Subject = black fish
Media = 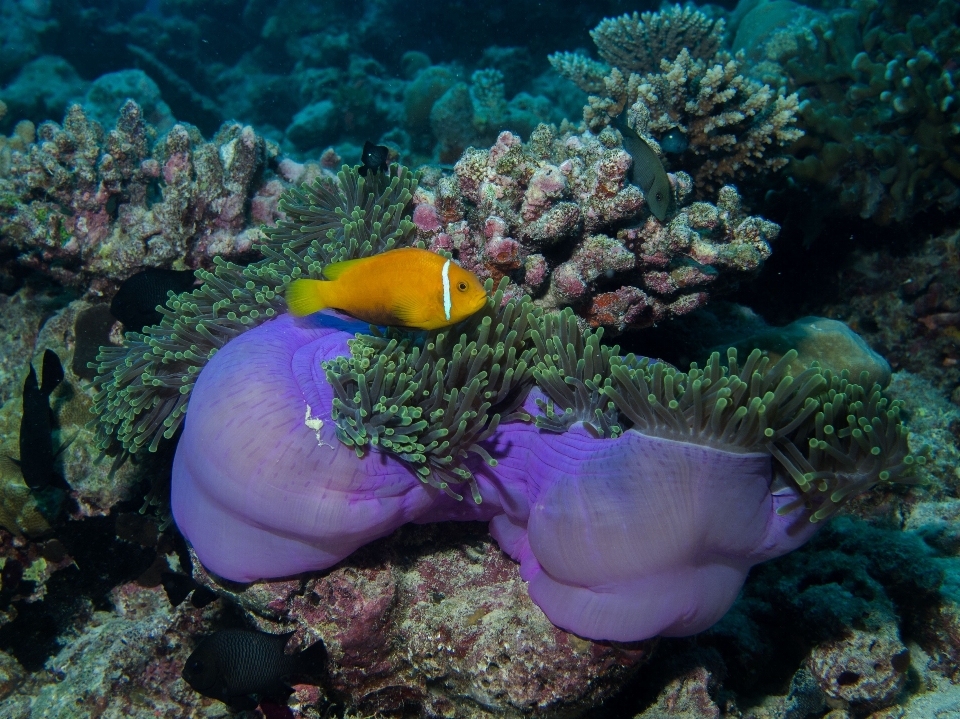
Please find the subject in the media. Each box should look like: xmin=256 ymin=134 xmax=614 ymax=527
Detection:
xmin=110 ymin=268 xmax=197 ymax=333
xmin=15 ymin=350 xmax=64 ymax=490
xmin=182 ymin=628 xmax=326 ymax=710
xmin=160 ymin=571 xmax=217 ymax=609
xmin=358 ymin=140 xmax=390 ymax=176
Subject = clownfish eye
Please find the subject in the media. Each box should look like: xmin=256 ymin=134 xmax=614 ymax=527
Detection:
xmin=458 ymin=282 xmax=468 ymax=291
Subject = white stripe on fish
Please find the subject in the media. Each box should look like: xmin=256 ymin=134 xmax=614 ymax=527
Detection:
xmin=441 ymin=259 xmax=452 ymax=321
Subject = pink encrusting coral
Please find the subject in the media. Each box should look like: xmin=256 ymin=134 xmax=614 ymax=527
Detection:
xmin=412 ymin=125 xmax=779 ymax=333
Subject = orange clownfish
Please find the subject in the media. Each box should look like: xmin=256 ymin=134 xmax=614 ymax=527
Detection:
xmin=285 ymin=247 xmax=488 ymax=330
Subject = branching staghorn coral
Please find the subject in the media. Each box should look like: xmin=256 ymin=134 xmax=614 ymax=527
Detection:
xmin=608 ymin=56 xmax=803 ymax=194
xmin=322 ymin=279 xmax=539 ymax=502
xmin=532 ymin=307 xmax=923 ymax=522
xmin=546 ymin=53 xmax=610 ymax=96
xmin=549 ymin=4 xmax=723 ymax=96
xmin=550 ymin=5 xmax=801 ymax=194
xmin=89 ymin=164 xmax=419 ymax=456
xmin=589 ymin=5 xmax=724 ymax=77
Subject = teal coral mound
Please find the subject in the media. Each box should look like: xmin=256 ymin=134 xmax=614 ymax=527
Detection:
xmin=531 ymin=308 xmax=922 ymax=522
xmin=89 ymin=163 xmax=419 ymax=455
xmin=321 ymin=279 xmax=539 ymax=503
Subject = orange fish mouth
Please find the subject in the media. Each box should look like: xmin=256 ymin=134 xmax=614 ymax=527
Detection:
xmin=471 ymin=293 xmax=490 ymax=314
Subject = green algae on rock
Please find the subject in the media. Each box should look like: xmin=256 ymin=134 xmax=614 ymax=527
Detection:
xmin=89 ymin=164 xmax=419 ymax=456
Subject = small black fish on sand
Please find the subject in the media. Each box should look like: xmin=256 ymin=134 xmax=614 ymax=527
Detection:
xmin=160 ymin=570 xmax=217 ymax=609
xmin=358 ymin=140 xmax=390 ymax=176
xmin=15 ymin=350 xmax=64 ymax=491
xmin=182 ymin=628 xmax=326 ymax=710
xmin=110 ymin=268 xmax=197 ymax=333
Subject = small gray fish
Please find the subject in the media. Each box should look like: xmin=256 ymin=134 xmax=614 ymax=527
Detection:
xmin=617 ymin=117 xmax=671 ymax=221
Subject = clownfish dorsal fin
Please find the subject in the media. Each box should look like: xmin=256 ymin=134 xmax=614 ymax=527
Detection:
xmin=322 ymin=257 xmax=366 ymax=281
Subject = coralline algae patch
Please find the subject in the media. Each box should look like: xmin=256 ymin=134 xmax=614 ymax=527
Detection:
xmin=192 ymin=522 xmax=652 ymax=719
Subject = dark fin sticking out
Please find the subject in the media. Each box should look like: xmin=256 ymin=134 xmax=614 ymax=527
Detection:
xmin=191 ymin=585 xmax=218 ymax=608
xmin=15 ymin=350 xmax=65 ymax=491
xmin=111 ymin=269 xmax=198 ymax=333
xmin=160 ymin=571 xmax=196 ymax=607
xmin=358 ymin=140 xmax=390 ymax=176
xmin=40 ymin=350 xmax=64 ymax=398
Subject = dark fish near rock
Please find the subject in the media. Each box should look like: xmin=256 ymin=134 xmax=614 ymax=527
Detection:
xmin=160 ymin=570 xmax=217 ymax=609
xmin=617 ymin=116 xmax=671 ymax=221
xmin=15 ymin=350 xmax=64 ymax=490
xmin=182 ymin=628 xmax=326 ymax=710
xmin=358 ymin=140 xmax=390 ymax=176
xmin=111 ymin=268 xmax=197 ymax=333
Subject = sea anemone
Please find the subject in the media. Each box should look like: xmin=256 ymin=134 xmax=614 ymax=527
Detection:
xmin=486 ymin=309 xmax=920 ymax=640
xmin=94 ymin=161 xmax=918 ymax=641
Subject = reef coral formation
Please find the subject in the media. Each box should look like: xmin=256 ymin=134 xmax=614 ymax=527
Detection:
xmin=733 ymin=0 xmax=960 ymax=223
xmin=0 ymin=100 xmax=277 ymax=289
xmin=0 ymin=0 xmax=959 ymax=716
xmin=414 ymin=127 xmax=779 ymax=333
xmin=145 ymin=162 xmax=917 ymax=649
xmin=551 ymin=5 xmax=804 ymax=194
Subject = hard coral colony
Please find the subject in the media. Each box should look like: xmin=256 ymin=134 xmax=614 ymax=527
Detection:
xmin=90 ymin=161 xmax=919 ymax=643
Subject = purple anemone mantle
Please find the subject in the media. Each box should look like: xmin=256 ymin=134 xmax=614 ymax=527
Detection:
xmin=172 ymin=313 xmax=819 ymax=642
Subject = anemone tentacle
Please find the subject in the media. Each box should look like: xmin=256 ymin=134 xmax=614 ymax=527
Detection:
xmin=321 ymin=278 xmax=541 ymax=502
xmin=89 ymin=165 xmax=419 ymax=456
xmin=529 ymin=310 xmax=921 ymax=522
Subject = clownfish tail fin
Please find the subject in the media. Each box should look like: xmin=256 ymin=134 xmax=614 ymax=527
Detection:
xmin=285 ymin=279 xmax=329 ymax=317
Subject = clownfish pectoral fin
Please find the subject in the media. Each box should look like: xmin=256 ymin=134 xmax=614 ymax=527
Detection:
xmin=322 ymin=258 xmax=365 ymax=281
xmin=392 ymin=289 xmax=424 ymax=328
xmin=285 ymin=279 xmax=329 ymax=317
xmin=393 ymin=303 xmax=419 ymax=328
